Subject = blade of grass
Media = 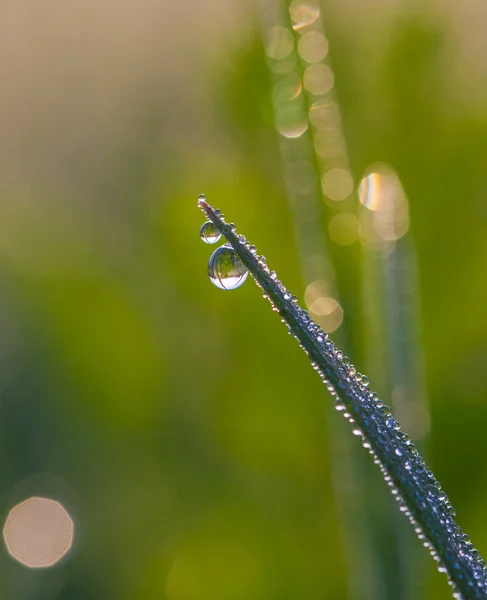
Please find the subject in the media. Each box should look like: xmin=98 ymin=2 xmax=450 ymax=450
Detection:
xmin=197 ymin=196 xmax=487 ymax=600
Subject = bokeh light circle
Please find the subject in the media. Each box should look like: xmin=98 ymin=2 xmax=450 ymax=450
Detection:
xmin=3 ymin=497 xmax=74 ymax=568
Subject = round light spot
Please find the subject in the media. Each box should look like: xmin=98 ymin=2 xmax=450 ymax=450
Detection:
xmin=328 ymin=212 xmax=360 ymax=245
xmin=303 ymin=63 xmax=334 ymax=96
xmin=309 ymin=99 xmax=340 ymax=128
xmin=275 ymin=101 xmax=308 ymax=139
xmin=309 ymin=297 xmax=343 ymax=332
xmin=3 ymin=497 xmax=74 ymax=568
xmin=266 ymin=27 xmax=294 ymax=60
xmin=304 ymin=281 xmax=343 ymax=333
xmin=289 ymin=1 xmax=320 ymax=31
xmin=298 ymin=32 xmax=328 ymax=63
xmin=305 ymin=279 xmax=330 ymax=306
xmin=322 ymin=168 xmax=354 ymax=201
xmin=358 ymin=167 xmax=409 ymax=241
xmin=309 ymin=296 xmax=339 ymax=316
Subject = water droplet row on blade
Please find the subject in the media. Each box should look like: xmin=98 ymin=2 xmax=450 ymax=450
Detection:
xmin=197 ymin=195 xmax=487 ymax=596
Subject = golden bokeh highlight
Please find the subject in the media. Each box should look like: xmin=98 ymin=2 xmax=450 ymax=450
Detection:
xmin=3 ymin=497 xmax=74 ymax=568
xmin=321 ymin=168 xmax=354 ymax=201
xmin=262 ymin=0 xmax=347 ymax=334
xmin=305 ymin=280 xmax=344 ymax=333
xmin=328 ymin=213 xmax=360 ymax=245
xmin=358 ymin=172 xmax=382 ymax=211
xmin=298 ymin=31 xmax=328 ymax=63
xmin=305 ymin=279 xmax=330 ymax=309
xmin=265 ymin=26 xmax=294 ymax=60
xmin=275 ymin=101 xmax=308 ymax=138
xmin=289 ymin=1 xmax=320 ymax=31
xmin=309 ymin=100 xmax=341 ymax=128
xmin=358 ymin=166 xmax=409 ymax=249
xmin=303 ymin=63 xmax=334 ymax=96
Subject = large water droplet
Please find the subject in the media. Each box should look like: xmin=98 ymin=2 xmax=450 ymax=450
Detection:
xmin=200 ymin=221 xmax=222 ymax=244
xmin=208 ymin=246 xmax=249 ymax=290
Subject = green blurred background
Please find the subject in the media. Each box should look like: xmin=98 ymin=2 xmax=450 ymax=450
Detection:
xmin=1 ymin=0 xmax=487 ymax=598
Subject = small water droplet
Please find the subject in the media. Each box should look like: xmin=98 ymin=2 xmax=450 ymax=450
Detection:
xmin=200 ymin=221 xmax=222 ymax=244
xmin=198 ymin=193 xmax=206 ymax=201
xmin=208 ymin=246 xmax=249 ymax=290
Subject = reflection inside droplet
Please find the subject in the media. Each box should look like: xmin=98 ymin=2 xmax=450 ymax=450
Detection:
xmin=3 ymin=497 xmax=74 ymax=568
xmin=200 ymin=222 xmax=222 ymax=244
xmin=208 ymin=246 xmax=248 ymax=290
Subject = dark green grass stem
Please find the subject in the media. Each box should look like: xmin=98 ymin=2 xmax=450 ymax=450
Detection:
xmin=198 ymin=197 xmax=487 ymax=600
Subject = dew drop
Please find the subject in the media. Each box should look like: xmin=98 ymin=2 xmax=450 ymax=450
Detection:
xmin=200 ymin=221 xmax=222 ymax=244
xmin=208 ymin=246 xmax=249 ymax=290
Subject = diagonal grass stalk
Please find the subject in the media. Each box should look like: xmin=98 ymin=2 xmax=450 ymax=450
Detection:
xmin=198 ymin=196 xmax=487 ymax=600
